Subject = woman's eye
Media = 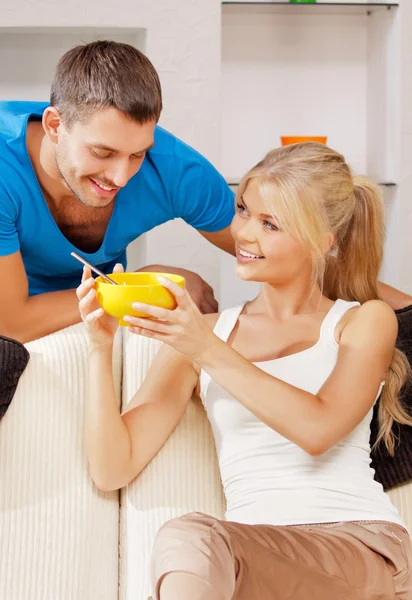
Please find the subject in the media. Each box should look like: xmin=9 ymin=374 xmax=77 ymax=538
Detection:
xmin=236 ymin=202 xmax=248 ymax=215
xmin=263 ymin=220 xmax=278 ymax=231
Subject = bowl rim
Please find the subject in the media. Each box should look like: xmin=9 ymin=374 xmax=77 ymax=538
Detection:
xmin=95 ymin=272 xmax=186 ymax=288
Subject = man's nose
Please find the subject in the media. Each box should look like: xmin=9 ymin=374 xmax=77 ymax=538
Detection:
xmin=109 ymin=160 xmax=133 ymax=188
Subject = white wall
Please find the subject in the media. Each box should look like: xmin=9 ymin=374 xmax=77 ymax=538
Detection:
xmin=397 ymin=0 xmax=412 ymax=293
xmin=0 ymin=29 xmax=146 ymax=100
xmin=221 ymin=10 xmax=368 ymax=180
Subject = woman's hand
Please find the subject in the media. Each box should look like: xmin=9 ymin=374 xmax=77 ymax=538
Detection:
xmin=123 ymin=276 xmax=218 ymax=360
xmin=76 ymin=263 xmax=124 ymax=350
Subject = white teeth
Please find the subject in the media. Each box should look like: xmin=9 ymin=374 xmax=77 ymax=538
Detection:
xmin=239 ymin=249 xmax=263 ymax=259
xmin=93 ymin=180 xmax=115 ymax=191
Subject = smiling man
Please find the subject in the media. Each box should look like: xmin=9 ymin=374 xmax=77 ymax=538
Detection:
xmin=0 ymin=41 xmax=236 ymax=343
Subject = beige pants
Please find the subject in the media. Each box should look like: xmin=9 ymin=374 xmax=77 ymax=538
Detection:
xmin=151 ymin=512 xmax=412 ymax=600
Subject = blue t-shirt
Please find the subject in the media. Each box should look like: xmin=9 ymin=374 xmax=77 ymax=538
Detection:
xmin=0 ymin=101 xmax=235 ymax=295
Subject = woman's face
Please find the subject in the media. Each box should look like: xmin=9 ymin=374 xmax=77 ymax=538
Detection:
xmin=230 ymin=178 xmax=312 ymax=285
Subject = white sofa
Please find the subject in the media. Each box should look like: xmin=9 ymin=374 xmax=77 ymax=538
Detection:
xmin=0 ymin=323 xmax=410 ymax=600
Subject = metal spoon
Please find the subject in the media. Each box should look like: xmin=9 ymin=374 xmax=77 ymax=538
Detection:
xmin=71 ymin=251 xmax=118 ymax=285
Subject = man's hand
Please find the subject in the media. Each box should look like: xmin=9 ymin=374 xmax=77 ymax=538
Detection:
xmin=138 ymin=265 xmax=218 ymax=314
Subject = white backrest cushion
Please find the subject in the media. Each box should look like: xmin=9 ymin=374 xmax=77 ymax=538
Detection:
xmin=119 ymin=331 xmax=226 ymax=600
xmin=387 ymin=483 xmax=412 ymax=534
xmin=0 ymin=325 xmax=122 ymax=600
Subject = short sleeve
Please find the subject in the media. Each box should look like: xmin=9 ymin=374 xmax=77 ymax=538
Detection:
xmin=0 ymin=183 xmax=19 ymax=256
xmin=171 ymin=156 xmax=235 ymax=232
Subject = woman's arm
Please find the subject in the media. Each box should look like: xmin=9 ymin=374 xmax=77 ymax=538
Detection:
xmin=124 ymin=282 xmax=398 ymax=457
xmin=85 ymin=342 xmax=198 ymax=491
xmin=194 ymin=301 xmax=397 ymax=455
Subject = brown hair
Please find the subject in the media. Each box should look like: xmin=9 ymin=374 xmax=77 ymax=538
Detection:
xmin=50 ymin=40 xmax=162 ymax=128
xmin=237 ymin=142 xmax=412 ymax=454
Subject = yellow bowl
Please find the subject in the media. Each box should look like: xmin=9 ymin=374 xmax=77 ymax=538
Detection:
xmin=95 ymin=272 xmax=186 ymax=326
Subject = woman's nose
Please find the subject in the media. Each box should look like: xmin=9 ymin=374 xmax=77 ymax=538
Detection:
xmin=237 ymin=218 xmax=258 ymax=243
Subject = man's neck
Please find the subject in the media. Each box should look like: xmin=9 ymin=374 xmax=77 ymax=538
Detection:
xmin=26 ymin=120 xmax=73 ymax=209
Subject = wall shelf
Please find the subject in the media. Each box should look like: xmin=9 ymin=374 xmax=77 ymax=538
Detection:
xmin=222 ymin=2 xmax=399 ymax=16
xmin=227 ymin=181 xmax=397 ymax=187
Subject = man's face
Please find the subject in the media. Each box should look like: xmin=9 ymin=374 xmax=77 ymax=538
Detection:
xmin=55 ymin=107 xmax=156 ymax=208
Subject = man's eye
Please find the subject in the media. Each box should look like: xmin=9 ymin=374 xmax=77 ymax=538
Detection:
xmin=92 ymin=150 xmax=111 ymax=159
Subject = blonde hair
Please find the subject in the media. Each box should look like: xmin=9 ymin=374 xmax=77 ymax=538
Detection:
xmin=237 ymin=142 xmax=411 ymax=454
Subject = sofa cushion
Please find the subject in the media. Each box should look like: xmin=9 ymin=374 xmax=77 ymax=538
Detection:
xmin=119 ymin=332 xmax=226 ymax=600
xmin=0 ymin=324 xmax=122 ymax=600
xmin=0 ymin=335 xmax=30 ymax=420
xmin=387 ymin=482 xmax=412 ymax=534
xmin=371 ymin=305 xmax=412 ymax=490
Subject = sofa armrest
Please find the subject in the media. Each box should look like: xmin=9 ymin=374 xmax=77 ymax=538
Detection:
xmin=0 ymin=324 xmax=122 ymax=600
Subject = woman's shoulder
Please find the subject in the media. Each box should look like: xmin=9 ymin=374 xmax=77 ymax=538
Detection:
xmin=346 ymin=299 xmax=396 ymax=321
xmin=338 ymin=299 xmax=398 ymax=346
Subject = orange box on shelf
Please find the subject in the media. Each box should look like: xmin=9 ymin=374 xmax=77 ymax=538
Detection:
xmin=281 ymin=136 xmax=327 ymax=146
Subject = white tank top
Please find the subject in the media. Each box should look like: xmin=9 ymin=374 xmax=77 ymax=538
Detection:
xmin=200 ymin=299 xmax=404 ymax=527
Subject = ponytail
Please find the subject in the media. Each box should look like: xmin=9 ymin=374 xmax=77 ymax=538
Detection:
xmin=325 ymin=176 xmax=384 ymax=304
xmin=328 ymin=176 xmax=412 ymax=455
xmin=375 ymin=348 xmax=411 ymax=455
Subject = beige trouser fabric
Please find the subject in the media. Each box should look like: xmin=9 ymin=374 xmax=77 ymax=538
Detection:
xmin=151 ymin=512 xmax=412 ymax=600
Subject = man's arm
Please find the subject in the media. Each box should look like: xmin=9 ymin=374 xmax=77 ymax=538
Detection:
xmin=198 ymin=225 xmax=236 ymax=255
xmin=0 ymin=252 xmax=81 ymax=343
xmin=377 ymin=281 xmax=412 ymax=311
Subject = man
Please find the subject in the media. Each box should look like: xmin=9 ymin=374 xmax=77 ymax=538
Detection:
xmin=0 ymin=40 xmax=410 ymax=344
xmin=0 ymin=41 xmax=236 ymax=343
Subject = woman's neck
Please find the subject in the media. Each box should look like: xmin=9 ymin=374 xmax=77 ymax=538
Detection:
xmin=249 ymin=280 xmax=329 ymax=320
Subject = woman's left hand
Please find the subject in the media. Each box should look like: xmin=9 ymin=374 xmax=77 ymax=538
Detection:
xmin=123 ymin=276 xmax=218 ymax=361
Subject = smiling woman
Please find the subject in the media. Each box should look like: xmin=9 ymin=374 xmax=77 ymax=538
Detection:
xmin=77 ymin=140 xmax=412 ymax=599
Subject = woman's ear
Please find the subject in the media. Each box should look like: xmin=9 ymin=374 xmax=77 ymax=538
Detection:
xmin=325 ymin=232 xmax=335 ymax=255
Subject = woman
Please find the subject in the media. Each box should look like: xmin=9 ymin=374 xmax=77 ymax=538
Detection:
xmin=77 ymin=142 xmax=412 ymax=599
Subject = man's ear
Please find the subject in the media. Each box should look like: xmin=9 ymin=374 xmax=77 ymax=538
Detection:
xmin=42 ymin=106 xmax=62 ymax=145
